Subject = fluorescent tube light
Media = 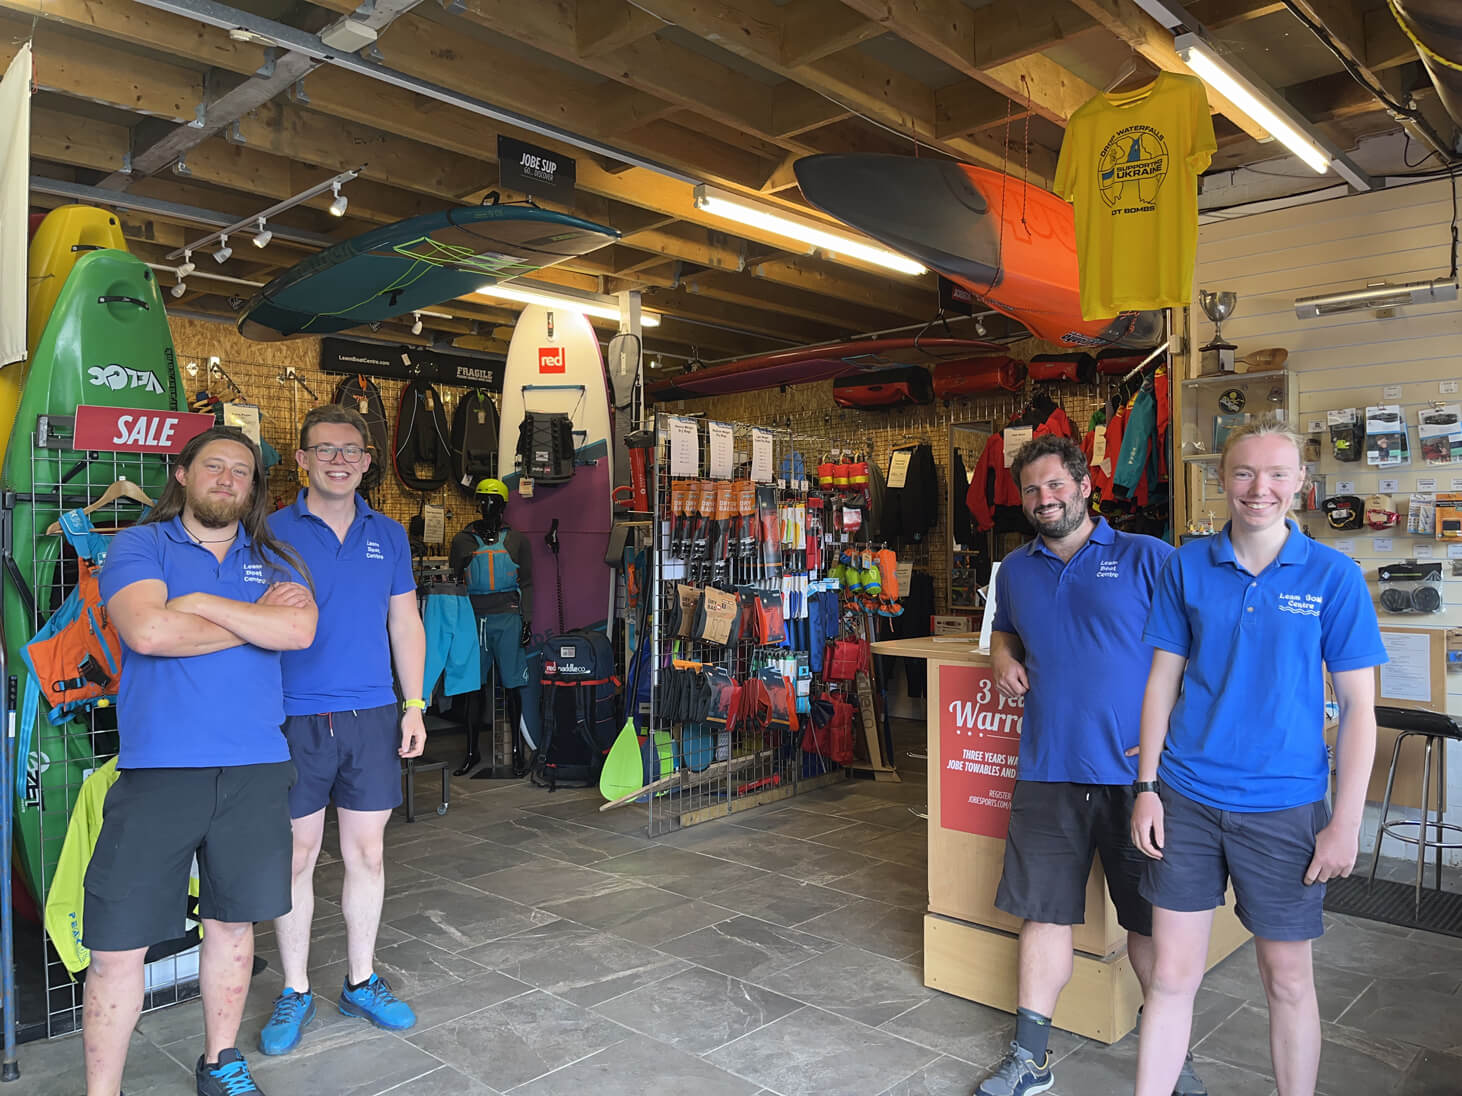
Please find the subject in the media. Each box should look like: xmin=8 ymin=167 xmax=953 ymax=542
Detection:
xmin=693 ymin=184 xmax=927 ymax=277
xmin=476 ymin=282 xmax=661 ymax=327
xmin=1294 ymin=278 xmax=1459 ymax=318
xmin=1175 ymin=33 xmax=1330 ymax=174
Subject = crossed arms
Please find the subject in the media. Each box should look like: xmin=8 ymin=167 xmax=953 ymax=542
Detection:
xmin=109 ymin=578 xmax=317 ymax=656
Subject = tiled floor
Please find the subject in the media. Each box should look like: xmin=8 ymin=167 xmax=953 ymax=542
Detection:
xmin=22 ymin=729 xmax=1462 ymax=1096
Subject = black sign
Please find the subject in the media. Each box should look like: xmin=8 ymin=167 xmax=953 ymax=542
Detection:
xmin=498 ymin=135 xmax=576 ymax=203
xmin=320 ymin=337 xmax=504 ymax=391
xmin=938 ymin=276 xmax=974 ymax=317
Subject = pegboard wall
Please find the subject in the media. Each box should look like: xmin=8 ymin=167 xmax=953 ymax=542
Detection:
xmin=168 ymin=315 xmax=479 ymax=539
xmin=665 ymin=335 xmax=1117 ymax=616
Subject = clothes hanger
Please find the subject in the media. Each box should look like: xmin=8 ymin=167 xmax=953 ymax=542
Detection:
xmin=45 ymin=477 xmax=155 ymax=535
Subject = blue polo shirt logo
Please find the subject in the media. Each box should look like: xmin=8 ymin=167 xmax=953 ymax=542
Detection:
xmin=365 ymin=539 xmax=385 ymax=561
xmin=1276 ymin=592 xmax=1321 ymax=617
xmin=1096 ymin=560 xmax=1120 ymax=579
xmin=241 ymin=563 xmax=267 ymax=586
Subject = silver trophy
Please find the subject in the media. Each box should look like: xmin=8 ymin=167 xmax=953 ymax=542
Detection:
xmin=1199 ymin=289 xmax=1238 ymax=373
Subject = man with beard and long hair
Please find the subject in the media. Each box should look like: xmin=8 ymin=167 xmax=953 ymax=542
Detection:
xmin=974 ymin=436 xmax=1202 ymax=1096
xmin=85 ymin=427 xmax=317 ymax=1096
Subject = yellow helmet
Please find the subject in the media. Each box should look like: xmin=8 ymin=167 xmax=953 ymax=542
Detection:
xmin=474 ymin=477 xmax=508 ymax=500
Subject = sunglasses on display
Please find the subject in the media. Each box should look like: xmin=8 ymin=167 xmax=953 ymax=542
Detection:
xmin=304 ymin=444 xmax=366 ymax=462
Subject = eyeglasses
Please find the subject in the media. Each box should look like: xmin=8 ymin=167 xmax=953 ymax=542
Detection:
xmin=304 ymin=443 xmax=366 ymax=462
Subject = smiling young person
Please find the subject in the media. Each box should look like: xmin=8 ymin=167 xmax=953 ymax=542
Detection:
xmin=1130 ymin=422 xmax=1387 ymax=1096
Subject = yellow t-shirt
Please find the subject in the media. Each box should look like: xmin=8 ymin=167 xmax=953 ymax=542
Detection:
xmin=1054 ymin=72 xmax=1217 ymax=320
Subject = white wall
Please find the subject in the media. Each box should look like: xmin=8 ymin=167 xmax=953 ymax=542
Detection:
xmin=1195 ymin=176 xmax=1462 ymax=864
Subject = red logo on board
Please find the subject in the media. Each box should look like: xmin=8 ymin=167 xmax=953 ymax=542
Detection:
xmin=538 ymin=347 xmax=565 ymax=374
xmin=939 ymin=664 xmax=1023 ymax=839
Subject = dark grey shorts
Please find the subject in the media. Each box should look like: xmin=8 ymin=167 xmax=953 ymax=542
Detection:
xmin=1140 ymin=783 xmax=1331 ymax=942
xmin=83 ymin=761 xmax=295 ymax=951
xmin=283 ymin=703 xmax=402 ymax=817
xmin=994 ymin=780 xmax=1153 ymax=936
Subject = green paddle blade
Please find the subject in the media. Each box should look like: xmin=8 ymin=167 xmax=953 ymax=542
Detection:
xmin=599 ymin=719 xmax=645 ymax=802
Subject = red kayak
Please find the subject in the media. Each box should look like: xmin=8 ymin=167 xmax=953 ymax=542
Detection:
xmin=793 ymin=155 xmax=1162 ymax=349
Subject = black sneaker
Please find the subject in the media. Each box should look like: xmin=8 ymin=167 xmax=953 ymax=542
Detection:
xmin=196 ymin=1047 xmax=266 ymax=1096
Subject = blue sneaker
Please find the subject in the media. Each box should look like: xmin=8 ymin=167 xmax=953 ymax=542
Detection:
xmin=974 ymin=1041 xmax=1053 ymax=1096
xmin=257 ymin=989 xmax=315 ymax=1056
xmin=338 ymin=973 xmax=416 ymax=1031
xmin=195 ymin=1048 xmax=265 ymax=1096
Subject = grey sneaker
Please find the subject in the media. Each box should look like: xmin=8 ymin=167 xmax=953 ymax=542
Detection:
xmin=1173 ymin=1052 xmax=1207 ymax=1096
xmin=974 ymin=1041 xmax=1053 ymax=1096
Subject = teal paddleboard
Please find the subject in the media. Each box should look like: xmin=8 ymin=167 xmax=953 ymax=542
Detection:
xmin=3 ymin=249 xmax=182 ymax=901
xmin=237 ymin=205 xmax=619 ymax=341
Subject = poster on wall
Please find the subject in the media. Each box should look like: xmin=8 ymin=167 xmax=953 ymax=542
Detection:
xmin=939 ymin=663 xmax=1022 ymax=840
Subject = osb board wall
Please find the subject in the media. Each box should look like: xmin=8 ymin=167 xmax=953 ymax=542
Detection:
xmin=665 ymin=336 xmax=1115 ymax=616
xmin=167 ymin=315 xmax=481 ymax=541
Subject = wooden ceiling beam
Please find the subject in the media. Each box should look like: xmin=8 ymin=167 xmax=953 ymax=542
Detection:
xmin=974 ymin=0 xmax=1101 ymax=67
xmin=681 ymin=270 xmax=910 ymax=331
xmin=575 ymin=0 xmax=665 ymax=57
xmin=780 ymin=1 xmax=885 ymax=67
xmin=30 ymin=108 xmax=130 ymax=173
xmin=750 ymin=257 xmax=935 ymax=318
xmin=639 ymin=287 xmax=853 ymax=343
xmin=935 ymin=81 xmax=1028 ymax=140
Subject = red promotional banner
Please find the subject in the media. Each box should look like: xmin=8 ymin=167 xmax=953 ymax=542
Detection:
xmin=73 ymin=406 xmax=216 ymax=454
xmin=939 ymin=663 xmax=1023 ymax=839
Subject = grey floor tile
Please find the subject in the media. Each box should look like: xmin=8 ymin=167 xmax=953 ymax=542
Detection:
xmin=460 ymin=919 xmax=690 ymax=1006
xmin=1312 ymin=916 xmax=1461 ymax=982
xmin=704 ymin=1005 xmax=939 ymax=1095
xmin=855 ymin=825 xmax=930 ymax=866
xmin=407 ymin=989 xmax=629 ymax=1091
xmin=826 ymin=798 xmax=930 ymax=831
xmin=243 ymin=1031 xmax=445 ymax=1096
xmin=406 ymin=969 xmax=533 ymax=1032
xmin=796 ymin=896 xmax=925 ymax=960
xmin=505 ymin=1031 xmax=761 ymax=1095
xmin=254 ymin=921 xmax=412 ymax=977
xmin=730 ymin=806 xmax=862 ymax=840
xmin=15 ymin=1031 xmax=193 ymax=1096
xmin=1332 ymin=977 xmax=1462 ymax=1052
xmin=877 ymin=990 xmax=1083 ymax=1070
xmin=467 ymin=860 xmax=630 ymax=907
xmin=347 ymin=936 xmax=490 ymax=1001
xmin=878 ymin=1054 xmax=984 ymax=1096
xmin=760 ymin=944 xmax=930 ymax=1026
xmin=660 ymin=915 xmax=838 ymax=981
xmin=1389 ymin=1049 xmax=1462 ymax=1096
xmin=467 ymin=812 xmax=604 ymax=850
xmin=376 ymin=1064 xmax=504 ymax=1095
xmin=594 ymin=845 xmax=772 ymax=898
xmin=824 ymin=860 xmax=929 ymax=908
xmin=380 ymin=880 xmax=558 ymax=952
xmin=539 ymin=881 xmax=733 ymax=946
xmin=665 ymin=827 xmax=883 ymax=885
xmin=591 ymin=966 xmax=801 ymax=1054
xmin=701 ymin=877 xmax=854 ymax=929
xmin=1047 ymin=1036 xmax=1276 ymax=1096
xmin=407 ymin=838 xmax=536 ymax=879
xmin=384 ymin=826 xmax=485 ymax=866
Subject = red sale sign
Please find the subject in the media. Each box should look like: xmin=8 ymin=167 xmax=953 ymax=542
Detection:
xmin=537 ymin=346 xmax=565 ymax=374
xmin=939 ymin=663 xmax=1023 ymax=839
xmin=73 ymin=406 xmax=216 ymax=455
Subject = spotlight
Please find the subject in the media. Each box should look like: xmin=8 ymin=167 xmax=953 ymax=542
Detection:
xmin=177 ymin=251 xmax=195 ymax=278
xmin=411 ymin=312 xmax=423 ymax=335
xmin=329 ymin=180 xmax=348 ymax=217
xmin=213 ymin=235 xmax=232 ymax=263
xmin=171 ymin=282 xmax=187 ymax=298
xmin=252 ymin=218 xmax=272 ymax=248
xmin=974 ymin=317 xmax=987 ymax=337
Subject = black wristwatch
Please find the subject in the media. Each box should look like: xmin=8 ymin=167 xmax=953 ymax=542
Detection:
xmin=1133 ymin=780 xmax=1159 ymax=795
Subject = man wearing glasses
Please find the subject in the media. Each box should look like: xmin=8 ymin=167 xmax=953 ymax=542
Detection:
xmin=258 ymin=405 xmax=427 ymax=1055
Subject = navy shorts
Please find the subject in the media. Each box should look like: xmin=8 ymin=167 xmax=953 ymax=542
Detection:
xmin=1140 ymin=783 xmax=1331 ymax=942
xmin=84 ymin=762 xmax=295 ymax=950
xmin=994 ymin=780 xmax=1153 ymax=936
xmin=284 ymin=703 xmax=402 ymax=817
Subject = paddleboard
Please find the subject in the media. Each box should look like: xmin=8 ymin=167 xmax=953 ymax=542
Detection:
xmin=497 ymin=305 xmax=614 ymax=637
xmin=793 ymin=154 xmax=1163 ymax=349
xmin=647 ymin=336 xmax=1002 ymax=401
xmin=3 ymin=249 xmax=182 ymax=899
xmin=0 ymin=206 xmax=128 ymax=455
xmin=237 ymin=205 xmax=619 ymax=341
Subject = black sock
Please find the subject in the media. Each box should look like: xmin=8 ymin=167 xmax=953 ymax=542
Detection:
xmin=347 ymin=975 xmax=373 ymax=991
xmin=1015 ymin=1007 xmax=1052 ymax=1059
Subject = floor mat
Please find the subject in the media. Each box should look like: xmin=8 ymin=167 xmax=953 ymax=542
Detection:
xmin=1323 ymin=873 xmax=1462 ymax=938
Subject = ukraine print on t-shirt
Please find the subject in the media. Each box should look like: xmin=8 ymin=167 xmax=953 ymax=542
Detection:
xmin=1098 ymin=126 xmax=1170 ymax=213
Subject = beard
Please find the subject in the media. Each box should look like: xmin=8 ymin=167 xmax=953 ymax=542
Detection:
xmin=190 ymin=491 xmax=251 ymax=529
xmin=1028 ymin=497 xmax=1087 ymax=539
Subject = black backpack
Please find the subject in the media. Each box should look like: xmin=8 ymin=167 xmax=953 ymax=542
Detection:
xmin=516 ymin=411 xmax=575 ymax=485
xmin=531 ymin=629 xmax=619 ymax=790
xmin=393 ymin=380 xmax=452 ymax=492
xmin=332 ymin=374 xmax=389 ymax=495
xmin=451 ymin=389 xmax=500 ymax=495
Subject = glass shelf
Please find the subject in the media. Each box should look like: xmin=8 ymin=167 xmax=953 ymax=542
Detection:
xmin=1181 ymin=368 xmax=1287 ymax=388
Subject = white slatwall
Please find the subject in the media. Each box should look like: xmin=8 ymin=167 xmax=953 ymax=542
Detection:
xmin=1195 ymin=176 xmax=1462 ymax=860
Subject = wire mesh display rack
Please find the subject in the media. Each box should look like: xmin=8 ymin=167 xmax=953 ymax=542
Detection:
xmin=641 ymin=413 xmax=863 ymax=837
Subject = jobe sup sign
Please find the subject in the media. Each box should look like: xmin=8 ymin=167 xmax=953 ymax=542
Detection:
xmin=73 ymin=406 xmax=217 ymax=454
xmin=939 ymin=663 xmax=1023 ymax=840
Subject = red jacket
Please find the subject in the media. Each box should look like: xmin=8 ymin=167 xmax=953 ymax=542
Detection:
xmin=965 ymin=407 xmax=1077 ymax=532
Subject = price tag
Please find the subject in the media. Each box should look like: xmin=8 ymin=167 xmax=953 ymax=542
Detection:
xmin=895 ymin=561 xmax=913 ymax=591
xmin=1336 ymin=538 xmax=1355 ymax=555
xmin=1450 ymin=544 xmax=1462 ymax=559
xmin=422 ymin=503 xmax=445 ymax=546
xmin=887 ymin=449 xmax=912 ymax=488
xmin=1373 ymin=536 xmax=1393 ymax=552
xmin=1090 ymin=425 xmax=1108 ymax=468
xmin=1380 ymin=478 xmax=1400 ymax=493
xmin=1418 ymin=477 xmax=1438 ymax=492
xmin=707 ymin=420 xmax=734 ymax=480
xmin=1003 ymin=426 xmax=1034 ymax=466
xmin=1335 ymin=480 xmax=1355 ymax=493
xmin=1305 ymin=417 xmax=1326 ymax=434
xmin=1383 ymin=384 xmax=1403 ymax=400
xmin=1452 ymin=477 xmax=1462 ymax=491
xmin=1443 ymin=380 xmax=1459 ymax=395
xmin=1415 ymin=543 xmax=1436 ymax=558
xmin=668 ymin=416 xmax=699 ymax=476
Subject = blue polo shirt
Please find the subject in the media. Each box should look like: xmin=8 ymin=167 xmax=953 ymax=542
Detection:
xmin=1144 ymin=520 xmax=1387 ymax=812
xmin=99 ymin=518 xmax=299 ymax=769
xmin=268 ymin=491 xmax=415 ymax=716
xmin=992 ymin=518 xmax=1173 ymax=783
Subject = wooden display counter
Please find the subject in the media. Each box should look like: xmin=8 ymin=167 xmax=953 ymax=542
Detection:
xmin=871 ymin=633 xmax=1250 ymax=1044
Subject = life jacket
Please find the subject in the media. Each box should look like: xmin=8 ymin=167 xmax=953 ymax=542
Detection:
xmin=466 ymin=531 xmax=520 ymax=596
xmin=393 ymin=380 xmax=452 ymax=492
xmin=333 ymin=373 xmax=389 ymax=494
xmin=451 ymin=389 xmax=500 ymax=495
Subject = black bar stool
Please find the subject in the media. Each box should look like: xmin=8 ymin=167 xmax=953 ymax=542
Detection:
xmin=1366 ymin=705 xmax=1462 ymax=915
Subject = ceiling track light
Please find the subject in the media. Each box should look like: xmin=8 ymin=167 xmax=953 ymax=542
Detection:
xmin=473 ymin=282 xmax=662 ymax=326
xmin=170 ymin=282 xmax=187 ymax=298
xmin=252 ymin=217 xmax=272 ymax=248
xmin=166 ymin=166 xmax=362 ymax=261
xmin=213 ymin=235 xmax=232 ymax=263
xmin=177 ymin=250 xmax=195 ymax=278
xmin=329 ymin=180 xmax=349 ymax=217
xmin=692 ymin=183 xmax=927 ymax=277
xmin=411 ymin=311 xmax=423 ymax=335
